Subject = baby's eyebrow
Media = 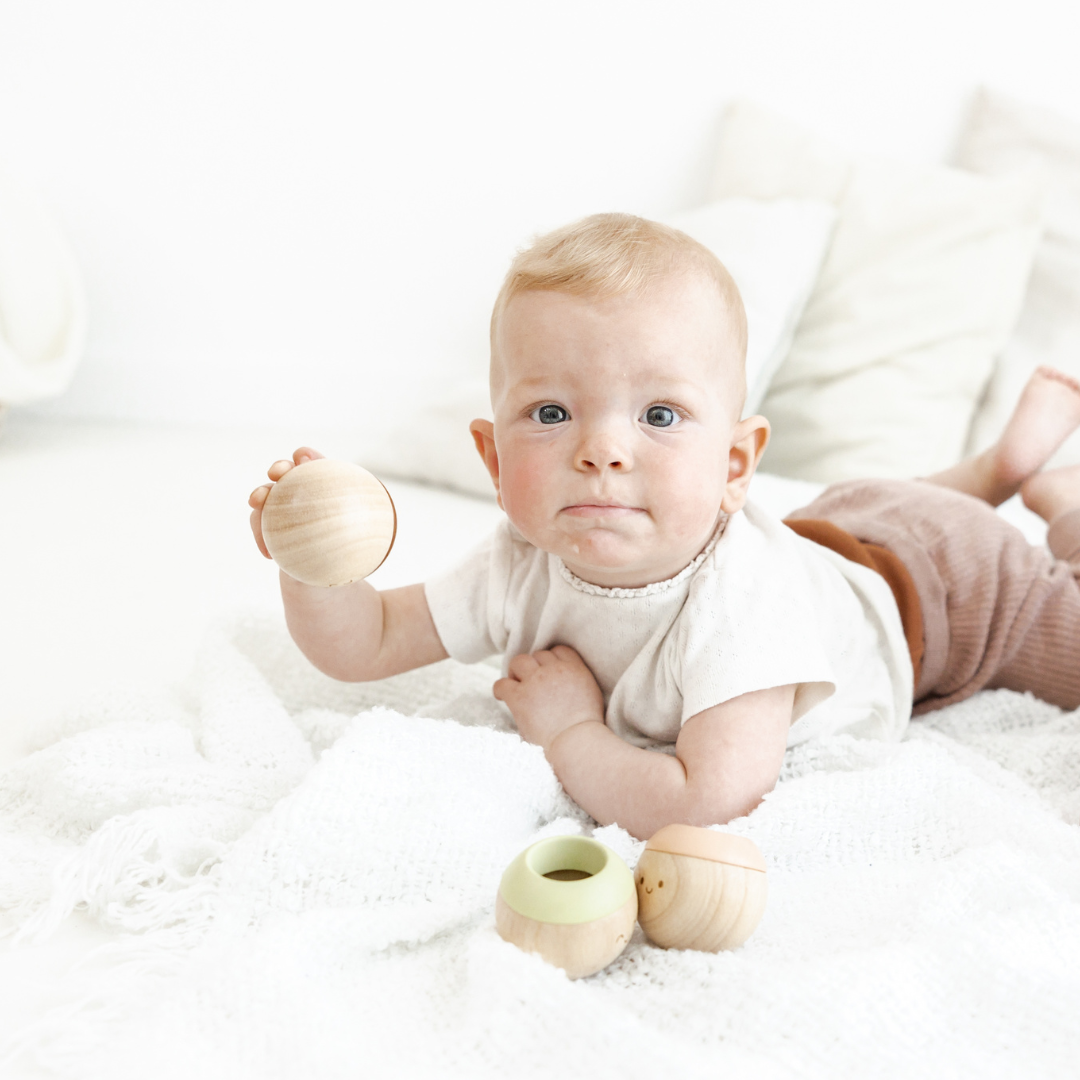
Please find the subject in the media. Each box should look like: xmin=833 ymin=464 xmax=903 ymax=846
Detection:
xmin=510 ymin=375 xmax=708 ymax=397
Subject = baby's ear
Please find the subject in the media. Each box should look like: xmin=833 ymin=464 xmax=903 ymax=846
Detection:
xmin=469 ymin=419 xmax=502 ymax=504
xmin=721 ymin=415 xmax=770 ymax=514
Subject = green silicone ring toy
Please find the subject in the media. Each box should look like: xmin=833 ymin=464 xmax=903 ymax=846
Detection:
xmin=498 ymin=835 xmax=635 ymax=925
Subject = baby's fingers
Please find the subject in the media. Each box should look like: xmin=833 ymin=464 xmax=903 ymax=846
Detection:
xmin=248 ymin=484 xmax=272 ymax=557
xmin=492 ymin=677 xmax=516 ymax=703
xmin=250 ymin=507 xmax=271 ymax=558
xmin=544 ymin=645 xmax=584 ymax=666
xmin=506 ymin=653 xmax=541 ymax=681
xmin=267 ymin=447 xmax=324 ymax=482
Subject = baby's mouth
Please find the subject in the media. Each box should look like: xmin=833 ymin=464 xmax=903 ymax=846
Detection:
xmin=562 ymin=503 xmax=643 ymax=518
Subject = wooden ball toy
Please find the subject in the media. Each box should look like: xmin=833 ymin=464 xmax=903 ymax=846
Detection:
xmin=261 ymin=458 xmax=396 ymax=587
xmin=496 ymin=835 xmax=638 ymax=979
xmin=635 ymin=824 xmax=767 ymax=952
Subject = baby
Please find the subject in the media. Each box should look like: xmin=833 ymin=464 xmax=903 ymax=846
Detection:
xmin=249 ymin=214 xmax=1080 ymax=841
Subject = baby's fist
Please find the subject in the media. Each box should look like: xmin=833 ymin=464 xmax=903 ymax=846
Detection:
xmin=493 ymin=645 xmax=605 ymax=754
xmin=248 ymin=446 xmax=324 ymax=558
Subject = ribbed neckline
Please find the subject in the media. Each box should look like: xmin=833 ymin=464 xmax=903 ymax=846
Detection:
xmin=556 ymin=516 xmax=729 ymax=598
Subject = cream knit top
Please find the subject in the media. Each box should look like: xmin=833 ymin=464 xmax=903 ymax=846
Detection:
xmin=425 ymin=500 xmax=912 ymax=748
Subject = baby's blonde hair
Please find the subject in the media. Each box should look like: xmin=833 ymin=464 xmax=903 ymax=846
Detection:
xmin=490 ymin=212 xmax=748 ymax=365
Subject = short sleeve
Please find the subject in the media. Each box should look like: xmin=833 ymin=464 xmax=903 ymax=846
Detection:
xmin=424 ymin=523 xmax=510 ymax=663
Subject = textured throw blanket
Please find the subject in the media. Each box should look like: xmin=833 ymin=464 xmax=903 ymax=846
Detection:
xmin=2 ymin=615 xmax=1080 ymax=1079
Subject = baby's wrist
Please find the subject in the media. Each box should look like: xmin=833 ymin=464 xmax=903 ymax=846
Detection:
xmin=545 ymin=717 xmax=605 ymax=762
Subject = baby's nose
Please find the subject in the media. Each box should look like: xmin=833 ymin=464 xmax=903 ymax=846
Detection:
xmin=575 ymin=428 xmax=630 ymax=471
xmin=579 ymin=453 xmax=624 ymax=470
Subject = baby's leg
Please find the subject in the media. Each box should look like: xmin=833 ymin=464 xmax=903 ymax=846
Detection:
xmin=786 ymin=476 xmax=1080 ymax=713
xmin=1020 ymin=463 xmax=1080 ymax=529
xmin=983 ymin=504 xmax=1080 ymax=709
xmin=926 ymin=367 xmax=1080 ymax=506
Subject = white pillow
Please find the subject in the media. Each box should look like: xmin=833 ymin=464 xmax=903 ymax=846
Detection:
xmin=662 ymin=199 xmax=835 ymax=415
xmin=711 ymin=101 xmax=1045 ymax=483
xmin=357 ymin=198 xmax=837 ymax=499
xmin=955 ymin=88 xmax=1080 ymax=468
xmin=0 ymin=168 xmax=87 ymax=405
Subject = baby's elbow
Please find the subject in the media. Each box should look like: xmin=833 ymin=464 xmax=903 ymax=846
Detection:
xmin=288 ymin=630 xmax=371 ymax=683
xmin=684 ymin=768 xmax=778 ymax=828
xmin=309 ymin=652 xmax=368 ymax=683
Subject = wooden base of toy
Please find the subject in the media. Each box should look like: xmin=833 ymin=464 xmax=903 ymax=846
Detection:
xmin=495 ymin=891 xmax=638 ymax=980
xmin=636 ymin=825 xmax=767 ymax=952
xmin=261 ymin=458 xmax=396 ymax=587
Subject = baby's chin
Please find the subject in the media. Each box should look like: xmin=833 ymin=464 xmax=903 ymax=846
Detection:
xmin=554 ymin=534 xmax=702 ymax=589
xmin=507 ymin=511 xmax=720 ymax=587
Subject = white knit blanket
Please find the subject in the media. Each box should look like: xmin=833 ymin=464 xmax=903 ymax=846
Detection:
xmin=2 ymin=615 xmax=1080 ymax=1079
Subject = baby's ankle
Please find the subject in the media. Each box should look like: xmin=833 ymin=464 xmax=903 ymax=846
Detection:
xmin=1020 ymin=465 xmax=1080 ymax=525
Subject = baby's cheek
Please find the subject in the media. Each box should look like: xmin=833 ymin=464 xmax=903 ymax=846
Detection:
xmin=499 ymin=457 xmax=552 ymax=523
xmin=659 ymin=474 xmax=724 ymax=538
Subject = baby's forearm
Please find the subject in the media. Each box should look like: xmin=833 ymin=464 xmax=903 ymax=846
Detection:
xmin=281 ymin=574 xmax=446 ymax=681
xmin=281 ymin=571 xmax=384 ymax=680
xmin=496 ymin=650 xmax=791 ymax=839
xmin=546 ymin=721 xmax=751 ymax=841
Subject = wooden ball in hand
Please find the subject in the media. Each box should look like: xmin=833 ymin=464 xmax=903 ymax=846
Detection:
xmin=635 ymin=824 xmax=767 ymax=952
xmin=261 ymin=459 xmax=396 ymax=587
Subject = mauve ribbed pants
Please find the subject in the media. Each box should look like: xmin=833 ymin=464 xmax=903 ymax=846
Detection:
xmin=787 ymin=479 xmax=1080 ymax=716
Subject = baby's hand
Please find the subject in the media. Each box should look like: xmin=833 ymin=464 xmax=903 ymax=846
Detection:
xmin=493 ymin=645 xmax=606 ymax=754
xmin=248 ymin=446 xmax=324 ymax=559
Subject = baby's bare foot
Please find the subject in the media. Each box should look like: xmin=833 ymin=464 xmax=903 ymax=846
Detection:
xmin=989 ymin=367 xmax=1080 ymax=493
xmin=930 ymin=368 xmax=1080 ymax=505
xmin=1021 ymin=463 xmax=1080 ymax=525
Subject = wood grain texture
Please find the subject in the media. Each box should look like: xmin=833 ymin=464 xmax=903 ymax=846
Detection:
xmin=261 ymin=458 xmax=396 ymax=587
xmin=495 ymin=891 xmax=638 ymax=979
xmin=635 ymin=849 xmax=767 ymax=952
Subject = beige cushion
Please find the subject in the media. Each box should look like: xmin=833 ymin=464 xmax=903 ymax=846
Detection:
xmin=956 ymin=88 xmax=1080 ymax=468
xmin=711 ymin=101 xmax=1044 ymax=482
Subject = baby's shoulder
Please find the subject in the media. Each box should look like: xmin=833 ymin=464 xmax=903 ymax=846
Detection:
xmin=701 ymin=501 xmax=812 ymax=575
xmin=686 ymin=501 xmax=846 ymax=621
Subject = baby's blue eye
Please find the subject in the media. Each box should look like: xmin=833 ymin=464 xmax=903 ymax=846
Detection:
xmin=531 ymin=404 xmax=569 ymax=425
xmin=643 ymin=405 xmax=679 ymax=428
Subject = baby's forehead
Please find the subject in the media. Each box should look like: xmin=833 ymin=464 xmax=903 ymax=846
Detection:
xmin=493 ymin=282 xmax=741 ymax=388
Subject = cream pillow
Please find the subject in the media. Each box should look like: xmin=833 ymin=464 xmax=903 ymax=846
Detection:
xmin=358 ymin=198 xmax=838 ymax=499
xmin=712 ymin=101 xmax=1044 ymax=483
xmin=956 ymin=88 xmax=1080 ymax=468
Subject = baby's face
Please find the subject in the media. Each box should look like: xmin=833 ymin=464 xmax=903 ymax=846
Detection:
xmin=474 ymin=273 xmax=768 ymax=589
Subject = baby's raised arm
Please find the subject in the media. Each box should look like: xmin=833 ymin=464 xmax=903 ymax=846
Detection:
xmin=249 ymin=448 xmax=448 ymax=681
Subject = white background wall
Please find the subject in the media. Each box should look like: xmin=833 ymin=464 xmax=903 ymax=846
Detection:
xmin=3 ymin=0 xmax=1080 ymax=431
